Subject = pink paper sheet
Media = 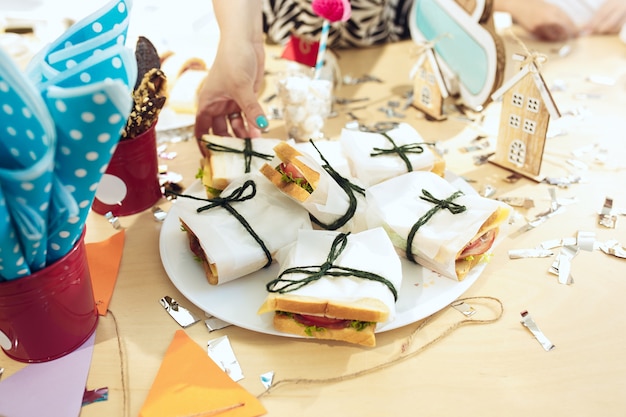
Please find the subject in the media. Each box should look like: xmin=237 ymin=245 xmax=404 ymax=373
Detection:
xmin=0 ymin=332 xmax=95 ymax=417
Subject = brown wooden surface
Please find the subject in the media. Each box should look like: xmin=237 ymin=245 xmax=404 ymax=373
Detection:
xmin=2 ymin=30 xmax=626 ymax=417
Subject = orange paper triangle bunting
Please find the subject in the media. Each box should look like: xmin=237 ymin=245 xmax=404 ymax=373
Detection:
xmin=86 ymin=230 xmax=125 ymax=315
xmin=139 ymin=330 xmax=267 ymax=417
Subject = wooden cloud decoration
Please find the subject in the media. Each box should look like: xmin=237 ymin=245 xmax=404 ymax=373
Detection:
xmin=409 ymin=0 xmax=505 ymax=112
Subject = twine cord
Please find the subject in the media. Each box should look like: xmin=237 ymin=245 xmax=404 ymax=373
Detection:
xmin=257 ymin=296 xmax=503 ymax=398
xmin=506 ymin=28 xmax=548 ymax=70
xmin=108 ymin=309 xmax=130 ymax=417
xmin=371 ymin=132 xmax=434 ymax=173
xmin=167 ymin=180 xmax=272 ymax=268
xmin=266 ymin=232 xmax=398 ymax=301
xmin=406 ymin=189 xmax=466 ymax=262
xmin=201 ymin=138 xmax=273 ymax=173
xmin=308 ymin=140 xmax=365 ymax=230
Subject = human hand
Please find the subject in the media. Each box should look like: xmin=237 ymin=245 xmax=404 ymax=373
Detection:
xmin=583 ymin=0 xmax=626 ymax=35
xmin=194 ymin=37 xmax=267 ymax=146
xmin=496 ymin=0 xmax=578 ymax=42
xmin=523 ymin=1 xmax=578 ymax=41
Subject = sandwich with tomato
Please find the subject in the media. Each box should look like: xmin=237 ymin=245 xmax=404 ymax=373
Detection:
xmin=197 ymin=136 xmax=289 ymax=198
xmin=259 ymin=141 xmax=320 ymax=202
xmin=258 ymin=228 xmax=402 ymax=347
xmin=176 ymin=173 xmax=312 ymax=285
xmin=365 ymin=171 xmax=512 ymax=281
xmin=260 ymin=141 xmax=367 ymax=232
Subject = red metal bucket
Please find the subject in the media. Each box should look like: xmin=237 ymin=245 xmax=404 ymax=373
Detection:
xmin=0 ymin=230 xmax=98 ymax=363
xmin=92 ymin=122 xmax=162 ymax=216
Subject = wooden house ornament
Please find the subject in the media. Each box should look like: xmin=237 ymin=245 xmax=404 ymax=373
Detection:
xmin=489 ymin=54 xmax=561 ymax=181
xmin=412 ymin=46 xmax=449 ymax=120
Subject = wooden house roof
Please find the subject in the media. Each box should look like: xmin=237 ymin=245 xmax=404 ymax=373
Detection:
xmin=491 ymin=61 xmax=561 ymax=119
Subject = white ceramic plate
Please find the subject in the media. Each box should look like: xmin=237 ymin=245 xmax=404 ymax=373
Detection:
xmin=159 ymin=180 xmax=483 ymax=336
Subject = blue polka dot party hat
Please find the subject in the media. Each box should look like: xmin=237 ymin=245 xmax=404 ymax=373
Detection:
xmin=0 ymin=0 xmax=136 ymax=280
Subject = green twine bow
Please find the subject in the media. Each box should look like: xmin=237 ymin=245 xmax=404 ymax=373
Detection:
xmin=202 ymin=138 xmax=273 ymax=173
xmin=406 ymin=189 xmax=466 ymax=263
xmin=308 ymin=140 xmax=365 ymax=231
xmin=266 ymin=232 xmax=398 ymax=301
xmin=370 ymin=132 xmax=433 ymax=173
xmin=173 ymin=180 xmax=272 ymax=268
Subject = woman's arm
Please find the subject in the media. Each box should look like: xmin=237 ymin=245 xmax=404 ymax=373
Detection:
xmin=194 ymin=0 xmax=268 ymax=144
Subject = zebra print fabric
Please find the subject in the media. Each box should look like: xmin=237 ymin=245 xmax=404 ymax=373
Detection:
xmin=262 ymin=0 xmax=415 ymax=48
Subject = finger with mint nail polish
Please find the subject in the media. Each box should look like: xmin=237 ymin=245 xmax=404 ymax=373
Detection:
xmin=256 ymin=114 xmax=269 ymax=130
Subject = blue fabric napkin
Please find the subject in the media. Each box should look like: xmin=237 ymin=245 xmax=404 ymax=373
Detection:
xmin=0 ymin=0 xmax=136 ymax=279
xmin=0 ymin=187 xmax=31 ymax=279
xmin=44 ymin=77 xmax=134 ymax=261
xmin=0 ymin=47 xmax=57 ymax=277
xmin=27 ymin=0 xmax=133 ymax=86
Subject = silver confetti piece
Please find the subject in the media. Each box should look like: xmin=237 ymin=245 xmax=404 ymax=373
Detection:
xmin=497 ymin=196 xmax=534 ymax=209
xmin=151 ymin=206 xmax=167 ymax=222
xmin=451 ymin=300 xmax=476 ymax=317
xmin=576 ymin=231 xmax=596 ymax=252
xmin=260 ymin=371 xmax=275 ymax=390
xmin=105 ymin=211 xmax=121 ymax=229
xmin=548 ymin=245 xmax=578 ymax=285
xmin=207 ymin=335 xmax=244 ymax=382
xmin=82 ymin=387 xmax=108 ymax=406
xmin=515 ymin=188 xmax=565 ymax=235
xmin=205 ymin=316 xmax=232 ymax=332
xmin=520 ymin=311 xmax=555 ymax=351
xmin=598 ymin=197 xmax=617 ymax=229
xmin=480 ymin=184 xmax=496 ymax=198
xmin=598 ymin=240 xmax=626 ymax=259
xmin=159 ymin=296 xmax=200 ymax=328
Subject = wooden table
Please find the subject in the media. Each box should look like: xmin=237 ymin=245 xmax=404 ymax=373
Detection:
xmin=3 ymin=30 xmax=626 ymax=417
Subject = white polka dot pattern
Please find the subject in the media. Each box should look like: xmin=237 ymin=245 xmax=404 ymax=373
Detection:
xmin=40 ymin=45 xmax=136 ymax=91
xmin=0 ymin=0 xmax=134 ymax=280
xmin=0 ymin=188 xmax=32 ymax=279
xmin=0 ymin=47 xmax=58 ymax=278
xmin=28 ymin=0 xmax=131 ymax=87
xmin=45 ymin=80 xmax=132 ymax=262
xmin=46 ymin=0 xmax=129 ymax=68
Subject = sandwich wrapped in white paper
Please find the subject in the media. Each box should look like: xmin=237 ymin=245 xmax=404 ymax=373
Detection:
xmin=258 ymin=227 xmax=402 ymax=346
xmin=260 ymin=141 xmax=368 ymax=233
xmin=198 ymin=135 xmax=292 ymax=196
xmin=295 ymin=139 xmax=352 ymax=179
xmin=340 ymin=122 xmax=445 ymax=187
xmin=176 ymin=173 xmax=312 ymax=285
xmin=365 ymin=171 xmax=512 ymax=281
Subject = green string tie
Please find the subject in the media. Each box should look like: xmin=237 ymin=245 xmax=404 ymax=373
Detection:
xmin=308 ymin=140 xmax=365 ymax=230
xmin=266 ymin=232 xmax=398 ymax=301
xmin=406 ymin=189 xmax=467 ymax=263
xmin=370 ymin=132 xmax=433 ymax=173
xmin=174 ymin=180 xmax=272 ymax=268
xmin=202 ymin=138 xmax=273 ymax=173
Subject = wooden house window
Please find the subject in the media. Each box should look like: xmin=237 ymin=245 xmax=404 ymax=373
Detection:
xmin=527 ymin=97 xmax=540 ymax=112
xmin=509 ymin=114 xmax=521 ymax=128
xmin=427 ymin=73 xmax=435 ymax=85
xmin=419 ymin=68 xmax=426 ymax=79
xmin=523 ymin=119 xmax=537 ymax=134
xmin=508 ymin=139 xmax=526 ymax=166
xmin=420 ymin=86 xmax=431 ymax=106
xmin=512 ymin=93 xmax=524 ymax=107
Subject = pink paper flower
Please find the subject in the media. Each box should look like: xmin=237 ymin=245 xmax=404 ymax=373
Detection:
xmin=311 ymin=0 xmax=352 ymax=22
